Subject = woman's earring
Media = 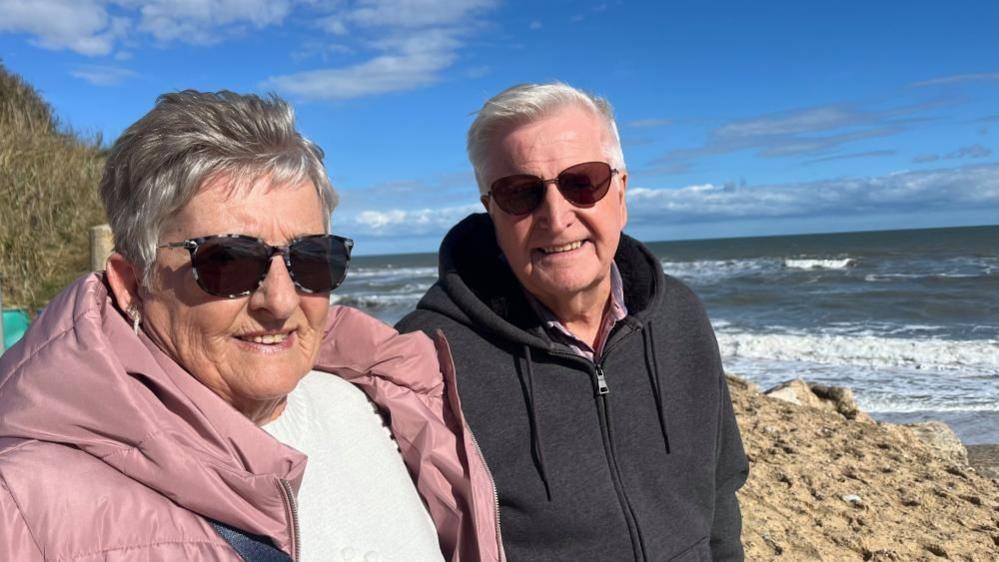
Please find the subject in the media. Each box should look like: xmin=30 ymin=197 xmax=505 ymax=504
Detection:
xmin=127 ymin=305 xmax=142 ymax=335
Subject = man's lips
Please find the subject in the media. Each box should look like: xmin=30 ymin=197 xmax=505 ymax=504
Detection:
xmin=535 ymin=240 xmax=585 ymax=255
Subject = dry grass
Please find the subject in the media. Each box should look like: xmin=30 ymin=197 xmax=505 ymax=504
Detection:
xmin=0 ymin=62 xmax=107 ymax=311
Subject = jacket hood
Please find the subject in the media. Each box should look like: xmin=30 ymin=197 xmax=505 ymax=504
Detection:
xmin=0 ymin=273 xmax=305 ymax=551
xmin=421 ymin=213 xmax=664 ymax=348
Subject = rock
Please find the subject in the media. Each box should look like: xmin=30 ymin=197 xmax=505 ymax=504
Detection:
xmin=967 ymin=444 xmax=999 ymax=480
xmin=906 ymin=422 xmax=969 ymax=465
xmin=925 ymin=543 xmax=949 ymax=558
xmin=725 ymin=374 xmax=760 ymax=394
xmin=764 ymin=379 xmax=824 ymax=408
xmin=842 ymin=494 xmax=864 ymax=508
xmin=731 ymin=375 xmax=999 ymax=559
xmin=809 ymin=382 xmax=874 ymax=422
xmin=764 ymin=379 xmax=876 ymax=422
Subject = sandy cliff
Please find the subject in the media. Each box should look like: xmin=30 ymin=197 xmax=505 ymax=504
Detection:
xmin=731 ymin=376 xmax=999 ymax=561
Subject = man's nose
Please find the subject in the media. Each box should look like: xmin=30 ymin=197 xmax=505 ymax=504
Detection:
xmin=533 ymin=181 xmax=574 ymax=231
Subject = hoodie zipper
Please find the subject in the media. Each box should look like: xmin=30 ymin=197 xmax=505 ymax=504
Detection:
xmin=595 ymin=365 xmax=610 ymax=395
xmin=593 ymin=363 xmax=647 ymax=562
xmin=550 ymin=332 xmax=647 ymax=561
xmin=279 ymin=479 xmax=300 ymax=561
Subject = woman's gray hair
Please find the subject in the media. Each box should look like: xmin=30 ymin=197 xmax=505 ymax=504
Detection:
xmin=467 ymin=82 xmax=626 ymax=194
xmin=99 ymin=90 xmax=338 ymax=286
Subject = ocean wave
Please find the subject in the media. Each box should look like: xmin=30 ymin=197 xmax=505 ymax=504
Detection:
xmin=864 ymin=273 xmax=921 ymax=282
xmin=865 ymin=272 xmax=991 ymax=282
xmin=331 ymin=293 xmax=423 ymax=308
xmin=347 ymin=266 xmax=438 ymax=280
xmin=660 ymin=258 xmax=779 ymax=283
xmin=715 ymin=330 xmax=999 ymax=375
xmin=783 ymin=258 xmax=855 ymax=270
xmin=858 ymin=399 xmax=999 ymax=414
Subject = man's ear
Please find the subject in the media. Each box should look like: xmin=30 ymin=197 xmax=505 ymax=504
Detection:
xmin=105 ymin=252 xmax=144 ymax=312
xmin=480 ymin=194 xmax=491 ymax=213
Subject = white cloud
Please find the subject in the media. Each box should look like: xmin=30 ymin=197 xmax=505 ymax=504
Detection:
xmin=70 ymin=64 xmax=137 ymax=85
xmin=0 ymin=0 xmax=126 ymax=56
xmin=715 ymin=106 xmax=863 ymax=139
xmin=264 ymin=28 xmax=458 ymax=99
xmin=345 ymin=0 xmax=495 ymax=28
xmin=1 ymin=0 xmax=496 ymax=99
xmin=529 ymin=20 xmax=542 ymax=30
xmin=333 ymin=164 xmax=999 ymax=240
xmin=627 ymin=118 xmax=672 ymax=129
xmin=266 ymin=0 xmax=498 ymax=100
xmin=265 ymin=49 xmax=452 ymax=98
xmin=626 ymin=163 xmax=999 ymax=226
xmin=343 ymin=204 xmax=480 ymax=235
xmin=0 ymin=0 xmax=296 ymax=54
xmin=944 ymin=144 xmax=992 ymax=159
xmin=911 ymin=72 xmax=999 ymax=88
xmin=465 ymin=65 xmax=490 ymax=78
xmin=290 ymin=40 xmax=353 ymax=62
xmin=805 ymin=150 xmax=896 ymax=165
xmin=653 ymin=98 xmax=950 ymax=172
xmin=316 ymin=14 xmax=349 ymax=35
xmin=126 ymin=0 xmax=294 ymax=44
xmin=914 ymin=144 xmax=996 ymax=164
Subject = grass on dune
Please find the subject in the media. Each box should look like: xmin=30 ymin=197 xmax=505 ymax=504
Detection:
xmin=0 ymin=61 xmax=107 ymax=312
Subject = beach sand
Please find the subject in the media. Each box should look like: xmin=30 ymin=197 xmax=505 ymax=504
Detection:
xmin=731 ymin=375 xmax=999 ymax=560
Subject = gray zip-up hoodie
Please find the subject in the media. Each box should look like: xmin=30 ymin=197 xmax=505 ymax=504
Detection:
xmin=398 ymin=213 xmax=749 ymax=562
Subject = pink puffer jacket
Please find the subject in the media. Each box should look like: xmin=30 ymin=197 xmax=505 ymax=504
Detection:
xmin=0 ymin=274 xmax=503 ymax=561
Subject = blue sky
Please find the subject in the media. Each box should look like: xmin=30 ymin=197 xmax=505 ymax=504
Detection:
xmin=2 ymin=0 xmax=998 ymax=255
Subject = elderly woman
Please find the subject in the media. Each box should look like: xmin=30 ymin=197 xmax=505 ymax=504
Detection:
xmin=0 ymin=92 xmax=500 ymax=561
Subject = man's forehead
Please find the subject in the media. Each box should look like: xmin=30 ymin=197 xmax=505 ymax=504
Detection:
xmin=491 ymin=108 xmax=610 ymax=172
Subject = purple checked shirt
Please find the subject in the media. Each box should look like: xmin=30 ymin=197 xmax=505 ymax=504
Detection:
xmin=526 ymin=262 xmax=629 ymax=361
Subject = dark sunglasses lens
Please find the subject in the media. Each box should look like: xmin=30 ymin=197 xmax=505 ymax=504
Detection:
xmin=491 ymin=175 xmax=544 ymax=215
xmin=193 ymin=237 xmax=269 ymax=296
xmin=289 ymin=236 xmax=351 ymax=293
xmin=557 ymin=162 xmax=612 ymax=205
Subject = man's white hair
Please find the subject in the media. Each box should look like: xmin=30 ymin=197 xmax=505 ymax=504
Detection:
xmin=466 ymin=82 xmax=626 ymax=195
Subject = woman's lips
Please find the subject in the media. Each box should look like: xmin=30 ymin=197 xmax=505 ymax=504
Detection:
xmin=234 ymin=331 xmax=295 ymax=353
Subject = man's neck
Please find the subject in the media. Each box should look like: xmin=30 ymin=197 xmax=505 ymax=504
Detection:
xmin=535 ymin=278 xmax=612 ymax=349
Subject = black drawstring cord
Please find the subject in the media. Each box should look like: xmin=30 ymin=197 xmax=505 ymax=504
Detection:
xmin=517 ymin=345 xmax=553 ymax=501
xmin=643 ymin=322 xmax=671 ymax=454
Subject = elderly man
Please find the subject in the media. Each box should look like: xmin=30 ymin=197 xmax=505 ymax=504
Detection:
xmin=398 ymin=82 xmax=748 ymax=561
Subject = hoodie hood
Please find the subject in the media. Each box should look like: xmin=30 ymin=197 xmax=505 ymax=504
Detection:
xmin=413 ymin=213 xmax=675 ymax=501
xmin=422 ymin=213 xmax=664 ymax=349
xmin=0 ymin=273 xmax=305 ymax=553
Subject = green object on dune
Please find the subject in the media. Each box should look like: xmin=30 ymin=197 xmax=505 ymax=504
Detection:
xmin=3 ymin=309 xmax=30 ymax=350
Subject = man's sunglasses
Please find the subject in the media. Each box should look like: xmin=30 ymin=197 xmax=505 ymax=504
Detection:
xmin=158 ymin=234 xmax=353 ymax=298
xmin=487 ymin=161 xmax=619 ymax=216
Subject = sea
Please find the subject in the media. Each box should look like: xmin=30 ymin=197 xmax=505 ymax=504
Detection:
xmin=335 ymin=224 xmax=999 ymax=445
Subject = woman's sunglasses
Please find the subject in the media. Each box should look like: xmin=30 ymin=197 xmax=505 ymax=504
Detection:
xmin=487 ymin=161 xmax=619 ymax=216
xmin=157 ymin=234 xmax=353 ymax=298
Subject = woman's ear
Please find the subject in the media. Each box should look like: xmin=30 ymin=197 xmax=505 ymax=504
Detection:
xmin=105 ymin=252 xmax=143 ymax=312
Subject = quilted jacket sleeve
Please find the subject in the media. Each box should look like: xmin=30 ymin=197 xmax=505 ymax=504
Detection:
xmin=1 ymin=470 xmax=45 ymax=561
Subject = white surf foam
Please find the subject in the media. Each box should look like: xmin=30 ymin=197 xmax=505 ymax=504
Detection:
xmin=857 ymin=397 xmax=999 ymax=414
xmin=715 ymin=330 xmax=999 ymax=375
xmin=783 ymin=258 xmax=854 ymax=270
xmin=660 ymin=258 xmax=778 ymax=283
xmin=348 ymin=266 xmax=438 ymax=280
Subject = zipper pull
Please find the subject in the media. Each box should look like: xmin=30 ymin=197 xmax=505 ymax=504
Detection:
xmin=595 ymin=366 xmax=610 ymax=396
